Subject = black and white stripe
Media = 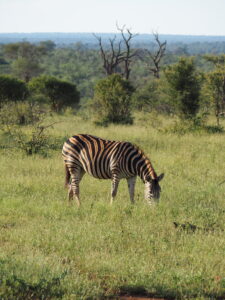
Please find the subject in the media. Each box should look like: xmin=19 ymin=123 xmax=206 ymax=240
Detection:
xmin=62 ymin=134 xmax=164 ymax=206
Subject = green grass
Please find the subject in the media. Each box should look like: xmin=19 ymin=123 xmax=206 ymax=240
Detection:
xmin=0 ymin=114 xmax=225 ymax=299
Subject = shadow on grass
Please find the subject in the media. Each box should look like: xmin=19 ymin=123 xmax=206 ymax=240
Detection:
xmin=118 ymin=284 xmax=225 ymax=300
xmin=118 ymin=285 xmax=175 ymax=300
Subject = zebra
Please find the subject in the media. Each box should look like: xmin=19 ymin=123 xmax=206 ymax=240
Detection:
xmin=62 ymin=134 xmax=164 ymax=206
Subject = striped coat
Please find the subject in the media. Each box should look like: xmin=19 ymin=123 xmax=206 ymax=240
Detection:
xmin=62 ymin=134 xmax=164 ymax=206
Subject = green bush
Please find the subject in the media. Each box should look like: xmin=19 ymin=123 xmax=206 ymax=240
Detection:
xmin=0 ymin=101 xmax=55 ymax=155
xmin=0 ymin=101 xmax=45 ymax=126
xmin=92 ymin=74 xmax=134 ymax=126
xmin=132 ymin=78 xmax=174 ymax=114
xmin=132 ymin=79 xmax=159 ymax=111
xmin=0 ymin=75 xmax=28 ymax=106
xmin=28 ymin=75 xmax=80 ymax=112
xmin=164 ymin=58 xmax=202 ymax=119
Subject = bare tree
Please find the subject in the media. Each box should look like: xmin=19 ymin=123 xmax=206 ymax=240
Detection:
xmin=140 ymin=32 xmax=167 ymax=78
xmin=94 ymin=25 xmax=138 ymax=80
xmin=93 ymin=34 xmax=124 ymax=76
xmin=116 ymin=24 xmax=138 ymax=80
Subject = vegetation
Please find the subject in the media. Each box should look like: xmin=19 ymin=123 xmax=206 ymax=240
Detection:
xmin=92 ymin=74 xmax=134 ymax=125
xmin=3 ymin=41 xmax=55 ymax=82
xmin=0 ymin=36 xmax=225 ymax=299
xmin=0 ymin=114 xmax=225 ymax=299
xmin=0 ymin=75 xmax=28 ymax=106
xmin=164 ymin=57 xmax=202 ymax=119
xmin=29 ymin=75 xmax=80 ymax=112
xmin=204 ymin=55 xmax=225 ymax=125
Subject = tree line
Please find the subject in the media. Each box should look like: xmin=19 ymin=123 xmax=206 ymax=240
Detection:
xmin=0 ymin=30 xmax=225 ymax=128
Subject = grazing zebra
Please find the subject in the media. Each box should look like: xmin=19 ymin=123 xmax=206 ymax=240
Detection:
xmin=62 ymin=134 xmax=164 ymax=206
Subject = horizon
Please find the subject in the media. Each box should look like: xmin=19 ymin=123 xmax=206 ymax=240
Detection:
xmin=1 ymin=32 xmax=225 ymax=38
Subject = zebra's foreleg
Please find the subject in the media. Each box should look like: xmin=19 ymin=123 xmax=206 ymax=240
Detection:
xmin=127 ymin=176 xmax=137 ymax=204
xmin=111 ymin=174 xmax=120 ymax=205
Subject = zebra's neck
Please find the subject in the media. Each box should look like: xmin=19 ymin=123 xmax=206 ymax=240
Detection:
xmin=136 ymin=153 xmax=157 ymax=182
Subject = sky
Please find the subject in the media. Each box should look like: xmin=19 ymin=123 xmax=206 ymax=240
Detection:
xmin=0 ymin=0 xmax=225 ymax=36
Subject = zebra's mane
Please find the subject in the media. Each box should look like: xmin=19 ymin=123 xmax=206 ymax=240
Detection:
xmin=132 ymin=143 xmax=149 ymax=160
xmin=132 ymin=143 xmax=157 ymax=180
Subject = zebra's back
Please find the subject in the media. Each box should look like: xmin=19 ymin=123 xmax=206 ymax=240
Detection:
xmin=62 ymin=134 xmax=130 ymax=179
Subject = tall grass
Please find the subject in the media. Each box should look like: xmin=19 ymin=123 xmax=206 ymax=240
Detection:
xmin=0 ymin=114 xmax=225 ymax=299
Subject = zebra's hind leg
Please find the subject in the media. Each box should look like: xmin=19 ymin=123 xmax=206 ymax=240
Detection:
xmin=68 ymin=184 xmax=73 ymax=203
xmin=69 ymin=168 xmax=85 ymax=207
xmin=110 ymin=174 xmax=120 ymax=205
xmin=127 ymin=176 xmax=137 ymax=204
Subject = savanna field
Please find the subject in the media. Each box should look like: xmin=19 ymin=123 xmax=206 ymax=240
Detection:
xmin=0 ymin=113 xmax=225 ymax=299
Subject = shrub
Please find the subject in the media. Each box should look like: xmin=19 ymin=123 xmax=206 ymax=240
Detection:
xmin=92 ymin=74 xmax=134 ymax=126
xmin=0 ymin=75 xmax=28 ymax=106
xmin=164 ymin=58 xmax=202 ymax=119
xmin=28 ymin=75 xmax=80 ymax=112
xmin=132 ymin=79 xmax=159 ymax=111
xmin=0 ymin=102 xmax=45 ymax=126
xmin=0 ymin=102 xmax=55 ymax=155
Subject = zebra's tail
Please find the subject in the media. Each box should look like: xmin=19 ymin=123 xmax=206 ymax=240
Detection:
xmin=64 ymin=164 xmax=71 ymax=188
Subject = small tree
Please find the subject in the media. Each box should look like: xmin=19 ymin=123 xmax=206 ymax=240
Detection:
xmin=29 ymin=76 xmax=80 ymax=112
xmin=204 ymin=54 xmax=225 ymax=125
xmin=0 ymin=75 xmax=28 ymax=106
xmin=207 ymin=67 xmax=225 ymax=126
xmin=12 ymin=58 xmax=42 ymax=83
xmin=92 ymin=74 xmax=134 ymax=125
xmin=164 ymin=58 xmax=201 ymax=119
xmin=3 ymin=41 xmax=54 ymax=82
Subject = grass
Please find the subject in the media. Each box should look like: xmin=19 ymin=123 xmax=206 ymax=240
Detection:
xmin=0 ymin=113 xmax=225 ymax=299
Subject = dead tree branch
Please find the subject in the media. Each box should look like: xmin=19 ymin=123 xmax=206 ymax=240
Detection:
xmin=116 ymin=24 xmax=139 ymax=80
xmin=140 ymin=32 xmax=167 ymax=78
xmin=93 ymin=25 xmax=138 ymax=80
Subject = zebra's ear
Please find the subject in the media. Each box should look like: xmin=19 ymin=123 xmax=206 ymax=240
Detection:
xmin=157 ymin=173 xmax=164 ymax=182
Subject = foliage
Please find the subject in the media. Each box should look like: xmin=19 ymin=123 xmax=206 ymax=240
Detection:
xmin=92 ymin=74 xmax=134 ymax=125
xmin=29 ymin=75 xmax=80 ymax=112
xmin=132 ymin=78 xmax=160 ymax=111
xmin=0 ymin=101 xmax=45 ymax=126
xmin=3 ymin=42 xmax=49 ymax=82
xmin=1 ymin=40 xmax=225 ymax=131
xmin=2 ymin=123 xmax=54 ymax=156
xmin=132 ymin=78 xmax=174 ymax=114
xmin=12 ymin=57 xmax=42 ymax=83
xmin=204 ymin=54 xmax=225 ymax=66
xmin=42 ymin=46 xmax=103 ymax=98
xmin=164 ymin=57 xmax=202 ymax=119
xmin=206 ymin=66 xmax=225 ymax=126
xmin=0 ymin=102 xmax=55 ymax=155
xmin=0 ymin=75 xmax=28 ymax=105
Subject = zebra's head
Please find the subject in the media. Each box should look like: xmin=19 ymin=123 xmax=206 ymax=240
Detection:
xmin=144 ymin=173 xmax=164 ymax=204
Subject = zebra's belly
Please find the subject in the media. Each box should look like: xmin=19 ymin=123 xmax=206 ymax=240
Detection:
xmin=83 ymin=165 xmax=112 ymax=180
xmin=85 ymin=169 xmax=134 ymax=180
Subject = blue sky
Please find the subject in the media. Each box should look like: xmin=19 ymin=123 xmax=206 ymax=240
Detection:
xmin=0 ymin=0 xmax=225 ymax=35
